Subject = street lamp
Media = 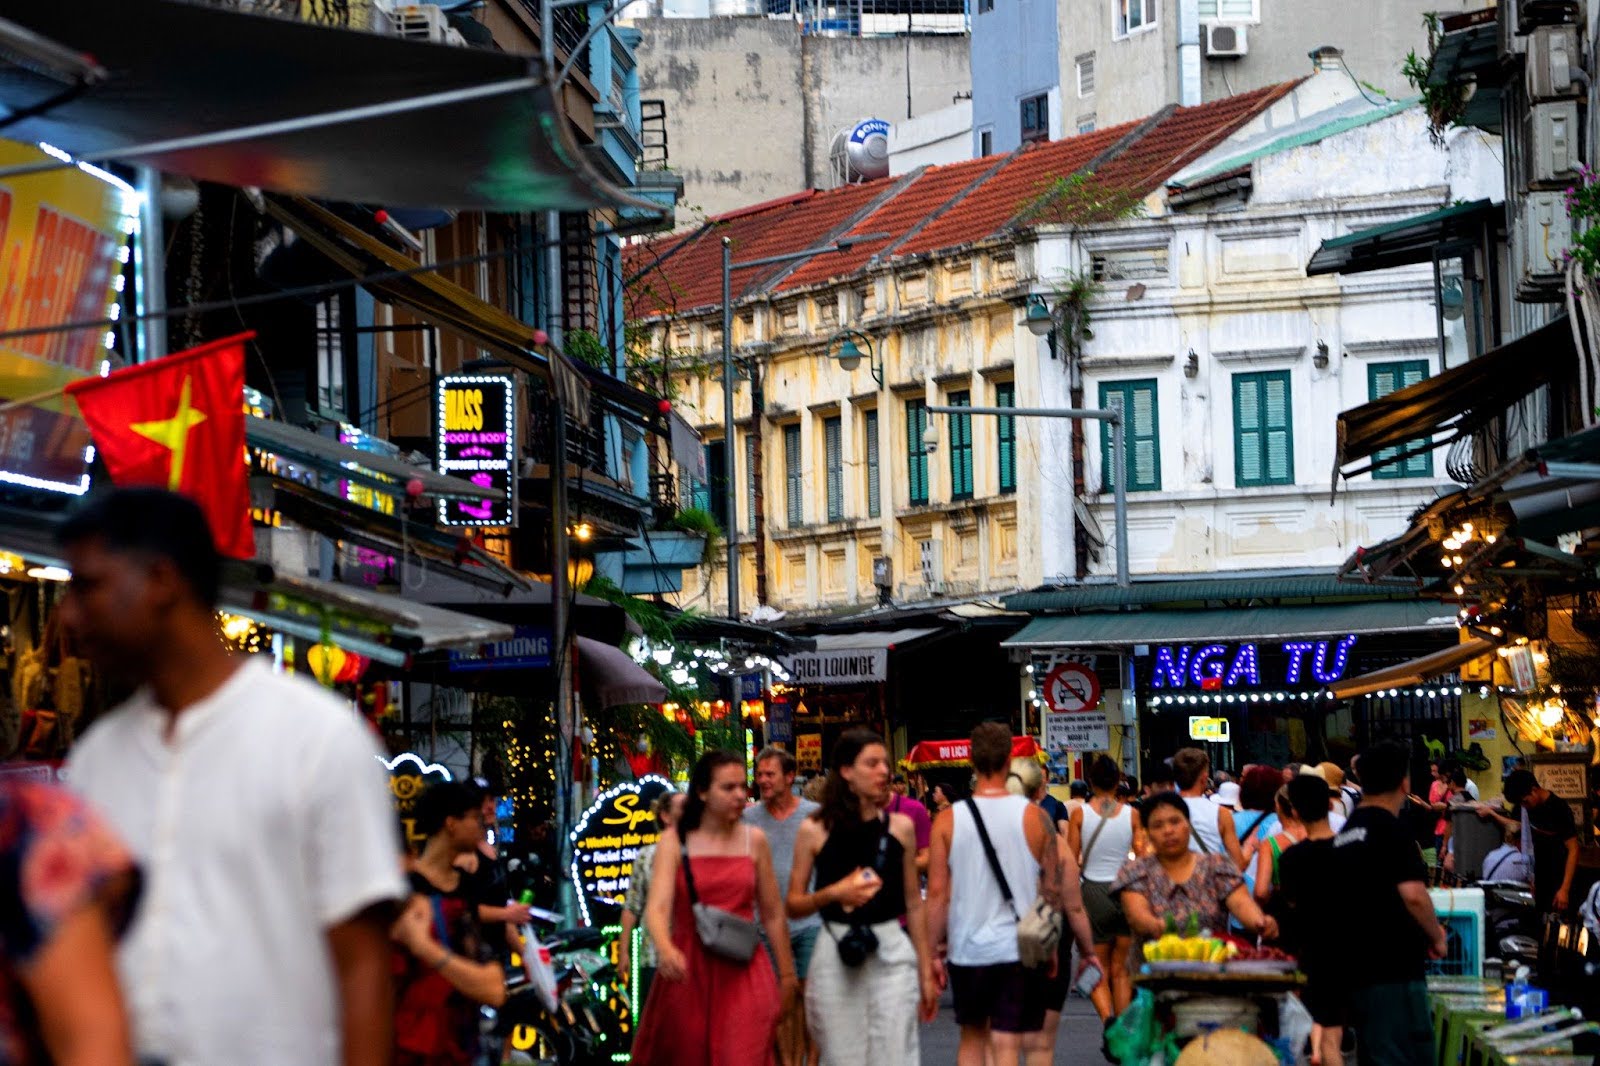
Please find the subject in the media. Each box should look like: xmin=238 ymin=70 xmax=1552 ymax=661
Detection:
xmin=825 ymin=328 xmax=881 ymax=384
xmin=926 ymin=403 xmax=1130 ymax=588
xmin=1024 ymin=294 xmax=1055 ymax=337
xmin=719 ymin=233 xmax=888 ymax=619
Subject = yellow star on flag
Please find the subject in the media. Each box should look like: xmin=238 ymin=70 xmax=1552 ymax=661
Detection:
xmin=130 ymin=374 xmax=208 ymax=491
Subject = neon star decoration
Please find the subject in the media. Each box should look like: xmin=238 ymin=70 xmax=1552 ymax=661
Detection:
xmin=129 ymin=374 xmax=207 ymax=490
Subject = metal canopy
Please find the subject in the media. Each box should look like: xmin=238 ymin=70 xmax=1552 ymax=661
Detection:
xmin=1326 ymin=637 xmax=1500 ymax=699
xmin=1003 ymin=573 xmax=1406 ymax=613
xmin=246 ymin=417 xmax=496 ymax=501
xmin=1306 ymin=199 xmax=1501 ymax=277
xmin=1333 ymin=317 xmax=1573 ymax=480
xmin=0 ymin=0 xmax=654 ymax=213
xmin=1001 ymin=602 xmax=1457 ymax=649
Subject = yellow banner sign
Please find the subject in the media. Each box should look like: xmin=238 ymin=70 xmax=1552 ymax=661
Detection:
xmin=1188 ymin=716 xmax=1231 ymax=742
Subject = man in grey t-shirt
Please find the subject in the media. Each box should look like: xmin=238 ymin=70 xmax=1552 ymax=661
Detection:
xmin=745 ymin=746 xmax=820 ymax=1066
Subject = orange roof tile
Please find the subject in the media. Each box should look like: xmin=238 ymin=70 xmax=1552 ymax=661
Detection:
xmin=625 ymin=81 xmax=1298 ymax=318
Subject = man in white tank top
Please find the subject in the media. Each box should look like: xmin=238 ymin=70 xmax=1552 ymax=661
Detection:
xmin=927 ymin=723 xmax=1065 ymax=1065
xmin=1173 ymin=748 xmax=1246 ymax=868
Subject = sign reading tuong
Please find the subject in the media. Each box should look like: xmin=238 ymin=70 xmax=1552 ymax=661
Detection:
xmin=569 ymin=775 xmax=674 ymax=923
xmin=1151 ymin=636 xmax=1359 ymax=689
xmin=448 ymin=625 xmax=553 ymax=673
xmin=779 ymin=648 xmax=887 ymax=685
xmin=436 ymin=374 xmax=516 ymax=527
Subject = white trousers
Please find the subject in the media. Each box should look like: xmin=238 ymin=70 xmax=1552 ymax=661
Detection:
xmin=805 ymin=919 xmax=921 ymax=1066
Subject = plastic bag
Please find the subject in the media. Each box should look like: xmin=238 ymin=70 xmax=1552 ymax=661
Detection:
xmin=1106 ymin=989 xmax=1159 ymax=1066
xmin=1276 ymin=993 xmax=1314 ymax=1065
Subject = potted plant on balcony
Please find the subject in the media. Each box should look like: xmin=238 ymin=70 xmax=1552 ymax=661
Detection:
xmin=644 ymin=505 xmax=719 ymax=568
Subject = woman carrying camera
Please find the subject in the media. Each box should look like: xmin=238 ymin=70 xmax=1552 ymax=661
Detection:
xmin=788 ymin=729 xmax=939 ymax=1066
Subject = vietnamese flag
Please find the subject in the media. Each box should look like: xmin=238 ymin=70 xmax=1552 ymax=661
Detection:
xmin=65 ymin=333 xmax=255 ymax=560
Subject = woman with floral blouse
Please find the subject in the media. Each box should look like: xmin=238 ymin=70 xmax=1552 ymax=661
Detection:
xmin=1112 ymin=792 xmax=1278 ymax=946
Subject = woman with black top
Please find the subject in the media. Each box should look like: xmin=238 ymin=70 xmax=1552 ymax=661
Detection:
xmin=788 ymin=729 xmax=938 ymax=1066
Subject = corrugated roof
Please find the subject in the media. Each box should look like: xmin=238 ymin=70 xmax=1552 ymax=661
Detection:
xmin=624 ymin=81 xmax=1299 ymax=317
xmin=1002 ymin=573 xmax=1419 ymax=613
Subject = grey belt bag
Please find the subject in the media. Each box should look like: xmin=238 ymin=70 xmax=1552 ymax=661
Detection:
xmin=680 ymin=829 xmax=760 ymax=962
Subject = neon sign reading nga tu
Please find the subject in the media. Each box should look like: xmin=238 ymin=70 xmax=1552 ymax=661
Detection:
xmin=1152 ymin=635 xmax=1358 ymax=688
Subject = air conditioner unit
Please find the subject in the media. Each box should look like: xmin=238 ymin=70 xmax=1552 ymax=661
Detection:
xmin=1526 ymin=25 xmax=1581 ymax=101
xmin=1204 ymin=23 xmax=1248 ymax=59
xmin=1517 ymin=0 xmax=1581 ymax=31
xmin=918 ymin=538 xmax=944 ymax=591
xmin=1523 ymin=100 xmax=1580 ymax=188
xmin=392 ymin=4 xmax=466 ymax=45
xmin=1513 ymin=191 xmax=1571 ymax=302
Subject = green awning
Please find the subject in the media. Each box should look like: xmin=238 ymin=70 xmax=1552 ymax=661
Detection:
xmin=1307 ymin=199 xmax=1501 ymax=276
xmin=1001 ymin=601 xmax=1458 ymax=649
xmin=1002 ymin=573 xmax=1408 ymax=613
xmin=1428 ymin=14 xmax=1503 ymax=134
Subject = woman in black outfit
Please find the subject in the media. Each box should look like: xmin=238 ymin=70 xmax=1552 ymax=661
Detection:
xmin=787 ymin=729 xmax=938 ymax=1066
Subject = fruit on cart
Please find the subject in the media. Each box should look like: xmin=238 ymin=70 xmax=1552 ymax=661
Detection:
xmin=1142 ymin=935 xmax=1238 ymax=963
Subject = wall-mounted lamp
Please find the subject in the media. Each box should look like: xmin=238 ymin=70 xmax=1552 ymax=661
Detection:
xmin=1184 ymin=349 xmax=1199 ymax=378
xmin=1313 ymin=340 xmax=1330 ymax=369
xmin=824 ymin=328 xmax=882 ymax=386
xmin=1024 ymin=294 xmax=1055 ymax=337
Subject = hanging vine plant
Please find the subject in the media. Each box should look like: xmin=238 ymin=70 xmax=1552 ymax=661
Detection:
xmin=1402 ymin=15 xmax=1470 ymax=146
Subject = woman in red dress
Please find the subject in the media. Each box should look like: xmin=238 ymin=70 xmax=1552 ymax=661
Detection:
xmin=632 ymin=750 xmax=798 ymax=1064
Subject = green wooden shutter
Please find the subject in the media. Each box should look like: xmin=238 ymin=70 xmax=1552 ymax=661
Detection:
xmin=996 ymin=383 xmax=1016 ymax=494
xmin=784 ymin=424 xmax=803 ymax=526
xmin=906 ymin=400 xmax=928 ymax=505
xmin=689 ymin=442 xmax=712 ymax=511
xmin=948 ymin=390 xmax=973 ymax=499
xmin=865 ymin=409 xmax=881 ymax=517
xmin=1099 ymin=379 xmax=1160 ymax=492
xmin=1369 ymin=361 xmax=1434 ymax=479
xmin=824 ymin=416 xmax=844 ymax=521
xmin=1233 ymin=371 xmax=1293 ymax=487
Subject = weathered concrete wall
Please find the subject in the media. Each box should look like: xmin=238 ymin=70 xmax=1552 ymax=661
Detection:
xmin=890 ymin=100 xmax=973 ymax=174
xmin=635 ymin=19 xmax=971 ymax=219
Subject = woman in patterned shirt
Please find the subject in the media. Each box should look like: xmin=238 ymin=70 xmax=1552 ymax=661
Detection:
xmin=1112 ymin=792 xmax=1278 ymax=947
xmin=0 ymin=778 xmax=138 ymax=1065
xmin=621 ymin=791 xmax=685 ymax=1015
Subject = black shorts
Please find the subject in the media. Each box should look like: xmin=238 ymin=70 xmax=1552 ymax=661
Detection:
xmin=948 ymin=961 xmax=1048 ymax=1033
xmin=1300 ymin=970 xmax=1349 ymax=1028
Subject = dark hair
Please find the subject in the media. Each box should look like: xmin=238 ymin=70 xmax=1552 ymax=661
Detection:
xmin=1447 ymin=765 xmax=1469 ymax=788
xmin=1141 ymin=791 xmax=1191 ymax=826
xmin=1147 ymin=760 xmax=1176 ymax=787
xmin=1356 ymin=740 xmax=1411 ymax=795
xmin=892 ymin=773 xmax=906 ymax=785
xmin=1119 ymin=777 xmax=1138 ymax=798
xmin=817 ymin=728 xmax=888 ymax=830
xmin=1171 ymin=748 xmax=1210 ymax=790
xmin=681 ymin=749 xmax=746 ymax=833
xmin=1239 ymin=765 xmax=1284 ymax=812
xmin=1503 ymin=769 xmax=1538 ymax=806
xmin=58 ymin=488 xmax=222 ymax=608
xmin=413 ymin=780 xmax=484 ymax=837
xmin=970 ymin=721 xmax=1013 ymax=775
xmin=1069 ymin=779 xmax=1091 ymax=799
xmin=756 ymin=746 xmax=797 ymax=776
xmin=1287 ymin=775 xmax=1330 ymax=824
xmin=1088 ymin=755 xmax=1120 ymax=793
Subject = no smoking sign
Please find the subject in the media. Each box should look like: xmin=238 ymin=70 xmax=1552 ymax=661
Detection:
xmin=1042 ymin=661 xmax=1101 ymax=713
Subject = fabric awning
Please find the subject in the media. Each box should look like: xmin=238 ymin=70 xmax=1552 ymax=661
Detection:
xmin=0 ymin=0 xmax=656 ymax=213
xmin=1334 ymin=317 xmax=1574 ymax=480
xmin=903 ymin=736 xmax=1045 ymax=771
xmin=1307 ymin=199 xmax=1501 ymax=276
xmin=219 ymin=571 xmax=513 ymax=667
xmin=577 ymin=636 xmax=667 ymax=708
xmin=247 ymin=417 xmax=496 ymax=502
xmin=1326 ymin=637 xmax=1500 ymax=700
xmin=777 ymin=627 xmax=939 ymax=686
xmin=1001 ymin=602 xmax=1457 ymax=649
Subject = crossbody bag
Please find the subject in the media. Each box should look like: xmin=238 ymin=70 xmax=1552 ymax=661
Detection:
xmin=964 ymin=798 xmax=1062 ymax=970
xmin=825 ymin=814 xmax=892 ymax=967
xmin=1079 ymin=805 xmax=1112 ymax=877
xmin=679 ymin=827 xmax=760 ymax=962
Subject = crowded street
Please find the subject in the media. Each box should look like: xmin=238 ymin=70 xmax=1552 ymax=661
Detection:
xmin=2 ymin=1 xmax=1600 ymax=1065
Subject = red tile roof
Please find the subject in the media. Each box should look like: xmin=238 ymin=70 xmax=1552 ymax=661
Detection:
xmin=624 ymin=81 xmax=1297 ymax=317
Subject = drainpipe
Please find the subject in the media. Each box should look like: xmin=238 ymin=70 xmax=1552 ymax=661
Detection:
xmin=750 ymin=359 xmax=770 ymax=605
xmin=135 ymin=168 xmax=166 ymax=363
xmin=1177 ymin=0 xmax=1201 ymax=106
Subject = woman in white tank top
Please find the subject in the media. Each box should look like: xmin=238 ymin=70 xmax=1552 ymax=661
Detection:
xmin=1067 ymin=756 xmax=1143 ymax=1020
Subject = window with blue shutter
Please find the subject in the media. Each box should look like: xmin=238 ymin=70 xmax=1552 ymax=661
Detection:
xmin=948 ymin=391 xmax=974 ymax=500
xmin=784 ymin=424 xmax=803 ymax=527
xmin=906 ymin=399 xmax=929 ymax=506
xmin=1369 ymin=361 xmax=1434 ymax=479
xmin=864 ymin=409 xmax=881 ymax=517
xmin=1233 ymin=371 xmax=1294 ymax=487
xmin=1098 ymin=380 xmax=1161 ymax=492
xmin=996 ymin=382 xmax=1016 ymax=494
xmin=824 ymin=416 xmax=844 ymax=521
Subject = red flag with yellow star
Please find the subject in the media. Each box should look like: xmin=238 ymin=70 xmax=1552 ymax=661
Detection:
xmin=65 ymin=333 xmax=255 ymax=559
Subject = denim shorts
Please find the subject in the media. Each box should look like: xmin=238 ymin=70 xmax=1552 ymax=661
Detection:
xmin=765 ymin=923 xmax=821 ymax=980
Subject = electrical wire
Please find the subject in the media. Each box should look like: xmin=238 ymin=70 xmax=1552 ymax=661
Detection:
xmin=1339 ymin=56 xmax=1391 ymax=108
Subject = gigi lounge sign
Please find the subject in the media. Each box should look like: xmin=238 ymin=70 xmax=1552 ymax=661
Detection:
xmin=1152 ymin=635 xmax=1358 ymax=689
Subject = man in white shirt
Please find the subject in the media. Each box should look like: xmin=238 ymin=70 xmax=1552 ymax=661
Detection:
xmin=59 ymin=490 xmax=406 ymax=1066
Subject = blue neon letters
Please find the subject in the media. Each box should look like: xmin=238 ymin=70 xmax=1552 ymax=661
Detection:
xmin=1152 ymin=635 xmax=1358 ymax=688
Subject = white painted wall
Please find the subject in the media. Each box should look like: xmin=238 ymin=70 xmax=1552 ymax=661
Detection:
xmin=1025 ymin=103 xmax=1504 ymax=580
xmin=890 ymin=100 xmax=975 ymax=174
